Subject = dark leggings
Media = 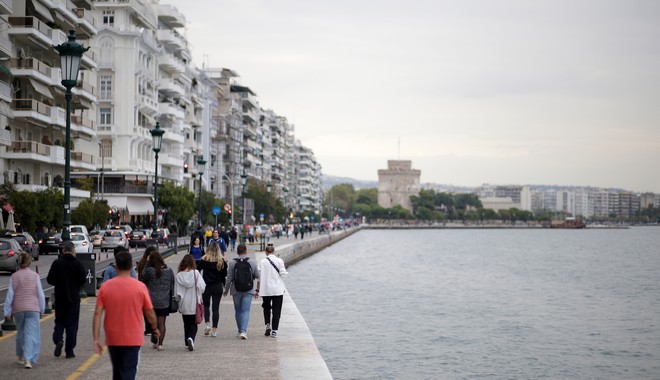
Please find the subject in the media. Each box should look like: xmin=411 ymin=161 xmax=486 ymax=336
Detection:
xmin=262 ymin=295 xmax=284 ymax=330
xmin=182 ymin=314 xmax=197 ymax=344
xmin=202 ymin=291 xmax=222 ymax=328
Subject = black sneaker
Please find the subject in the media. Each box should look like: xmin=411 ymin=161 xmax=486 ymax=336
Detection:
xmin=54 ymin=341 xmax=63 ymax=357
xmin=150 ymin=333 xmax=158 ymax=345
xmin=265 ymin=324 xmax=271 ymax=336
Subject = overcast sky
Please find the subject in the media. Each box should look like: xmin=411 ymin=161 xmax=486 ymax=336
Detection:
xmin=165 ymin=0 xmax=660 ymax=192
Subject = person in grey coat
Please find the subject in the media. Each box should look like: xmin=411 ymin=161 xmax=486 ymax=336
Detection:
xmin=142 ymin=251 xmax=174 ymax=350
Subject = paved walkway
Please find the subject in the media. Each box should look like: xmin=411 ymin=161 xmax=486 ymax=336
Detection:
xmin=0 ymin=234 xmax=333 ymax=379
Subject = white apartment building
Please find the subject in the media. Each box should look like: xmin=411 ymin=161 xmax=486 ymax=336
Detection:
xmin=3 ymin=0 xmax=98 ymax=205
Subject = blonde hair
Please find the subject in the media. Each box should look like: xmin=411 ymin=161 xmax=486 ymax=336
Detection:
xmin=18 ymin=252 xmax=32 ymax=269
xmin=201 ymin=242 xmax=225 ymax=271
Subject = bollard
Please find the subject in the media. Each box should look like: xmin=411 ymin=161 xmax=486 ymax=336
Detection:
xmin=44 ymin=296 xmax=52 ymax=314
xmin=1 ymin=317 xmax=17 ymax=331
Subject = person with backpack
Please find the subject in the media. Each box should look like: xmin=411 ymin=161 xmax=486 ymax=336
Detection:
xmin=256 ymin=242 xmax=288 ymax=338
xmin=223 ymin=243 xmax=260 ymax=340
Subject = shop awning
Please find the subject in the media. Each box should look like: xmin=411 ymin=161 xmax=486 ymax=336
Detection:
xmin=73 ymin=97 xmax=93 ymax=110
xmin=127 ymin=197 xmax=154 ymax=215
xmin=31 ymin=0 xmax=54 ymax=24
xmin=29 ymin=78 xmax=53 ymax=99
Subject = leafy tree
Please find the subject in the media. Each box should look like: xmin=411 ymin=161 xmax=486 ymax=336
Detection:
xmin=72 ymin=199 xmax=110 ymax=229
xmin=355 ymin=188 xmax=377 ymax=206
xmin=158 ymin=181 xmax=195 ymax=233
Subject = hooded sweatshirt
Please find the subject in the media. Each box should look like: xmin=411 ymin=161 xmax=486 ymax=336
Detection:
xmin=175 ymin=269 xmax=205 ymax=315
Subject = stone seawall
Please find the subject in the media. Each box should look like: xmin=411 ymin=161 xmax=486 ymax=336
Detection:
xmin=276 ymin=226 xmax=362 ymax=266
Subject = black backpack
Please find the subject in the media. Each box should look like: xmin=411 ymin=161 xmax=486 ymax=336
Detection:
xmin=233 ymin=257 xmax=253 ymax=292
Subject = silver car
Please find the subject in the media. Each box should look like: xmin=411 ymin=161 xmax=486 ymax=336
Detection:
xmin=0 ymin=238 xmax=24 ymax=273
xmin=100 ymin=230 xmax=129 ymax=252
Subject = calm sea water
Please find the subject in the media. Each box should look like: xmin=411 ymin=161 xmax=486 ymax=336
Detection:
xmin=286 ymin=227 xmax=660 ymax=380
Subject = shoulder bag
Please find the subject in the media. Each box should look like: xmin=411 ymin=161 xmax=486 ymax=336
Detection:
xmin=194 ymin=271 xmax=204 ymax=324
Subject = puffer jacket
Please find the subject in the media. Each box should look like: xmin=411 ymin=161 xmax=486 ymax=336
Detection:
xmin=175 ymin=269 xmax=205 ymax=315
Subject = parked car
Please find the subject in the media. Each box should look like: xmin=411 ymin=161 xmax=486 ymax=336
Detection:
xmin=0 ymin=238 xmax=24 ymax=273
xmin=89 ymin=230 xmax=105 ymax=248
xmin=3 ymin=232 xmax=39 ymax=261
xmin=128 ymin=230 xmax=148 ymax=248
xmin=69 ymin=232 xmax=93 ymax=254
xmin=109 ymin=225 xmax=133 ymax=239
xmin=38 ymin=232 xmax=63 ymax=255
xmin=100 ymin=230 xmax=129 ymax=252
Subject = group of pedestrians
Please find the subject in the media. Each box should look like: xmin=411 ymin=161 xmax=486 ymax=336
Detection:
xmin=2 ymin=233 xmax=288 ymax=379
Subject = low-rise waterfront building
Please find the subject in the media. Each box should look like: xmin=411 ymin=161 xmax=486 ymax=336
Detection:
xmin=377 ymin=160 xmax=421 ymax=212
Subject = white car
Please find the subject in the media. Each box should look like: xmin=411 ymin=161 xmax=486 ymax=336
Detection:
xmin=69 ymin=232 xmax=93 ymax=254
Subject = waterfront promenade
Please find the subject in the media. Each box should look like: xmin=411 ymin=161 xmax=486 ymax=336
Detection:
xmin=0 ymin=230 xmax=358 ymax=379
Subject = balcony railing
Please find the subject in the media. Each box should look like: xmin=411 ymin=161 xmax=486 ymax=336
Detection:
xmin=9 ymin=17 xmax=52 ymax=39
xmin=11 ymin=57 xmax=52 ymax=77
xmin=75 ymin=8 xmax=96 ymax=27
xmin=71 ymin=115 xmax=95 ymax=129
xmin=10 ymin=141 xmax=51 ymax=155
xmin=12 ymin=99 xmax=50 ymax=117
xmin=71 ymin=151 xmax=94 ymax=165
xmin=76 ymin=80 xmax=95 ymax=96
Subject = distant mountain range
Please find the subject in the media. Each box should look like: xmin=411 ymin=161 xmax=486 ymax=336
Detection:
xmin=321 ymin=175 xmax=377 ymax=190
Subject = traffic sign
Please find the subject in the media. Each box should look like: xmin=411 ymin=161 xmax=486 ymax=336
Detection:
xmin=224 ymin=203 xmax=231 ymax=211
xmin=212 ymin=206 xmax=221 ymax=216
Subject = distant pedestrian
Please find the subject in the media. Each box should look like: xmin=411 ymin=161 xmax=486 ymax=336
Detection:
xmin=299 ymin=224 xmax=305 ymax=239
xmin=137 ymin=246 xmax=158 ymax=335
xmin=198 ymin=242 xmax=227 ymax=337
xmin=94 ymin=250 xmax=159 ymax=380
xmin=223 ymin=243 xmax=260 ymax=339
xmin=293 ymin=225 xmax=299 ymax=239
xmin=189 ymin=235 xmax=204 ymax=265
xmin=141 ymin=251 xmax=175 ymax=350
xmin=46 ymin=241 xmax=86 ymax=359
xmin=102 ymin=246 xmax=137 ymax=283
xmin=206 ymin=229 xmax=228 ymax=257
xmin=3 ymin=252 xmax=45 ymax=368
xmin=175 ymin=254 xmax=205 ymax=351
xmin=218 ymin=227 xmax=230 ymax=253
xmin=229 ymin=226 xmax=238 ymax=251
xmin=257 ymin=242 xmax=288 ymax=338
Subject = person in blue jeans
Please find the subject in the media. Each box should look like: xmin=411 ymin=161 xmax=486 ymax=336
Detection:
xmin=223 ymin=244 xmax=260 ymax=339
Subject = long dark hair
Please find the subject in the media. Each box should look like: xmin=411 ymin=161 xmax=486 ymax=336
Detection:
xmin=147 ymin=251 xmax=166 ymax=278
xmin=178 ymin=254 xmax=196 ymax=272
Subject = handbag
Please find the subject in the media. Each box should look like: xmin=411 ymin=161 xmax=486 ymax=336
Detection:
xmin=194 ymin=271 xmax=204 ymax=324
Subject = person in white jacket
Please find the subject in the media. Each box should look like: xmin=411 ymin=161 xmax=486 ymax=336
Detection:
xmin=256 ymin=242 xmax=288 ymax=338
xmin=175 ymin=254 xmax=205 ymax=351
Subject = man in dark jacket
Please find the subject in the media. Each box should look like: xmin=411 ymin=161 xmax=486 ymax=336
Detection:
xmin=47 ymin=241 xmax=86 ymax=358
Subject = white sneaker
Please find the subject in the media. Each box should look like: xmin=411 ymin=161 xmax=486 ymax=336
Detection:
xmin=187 ymin=337 xmax=194 ymax=351
xmin=239 ymin=332 xmax=247 ymax=340
xmin=271 ymin=330 xmax=278 ymax=338
xmin=24 ymin=360 xmax=32 ymax=369
xmin=17 ymin=357 xmax=25 ymax=365
xmin=204 ymin=325 xmax=211 ymax=336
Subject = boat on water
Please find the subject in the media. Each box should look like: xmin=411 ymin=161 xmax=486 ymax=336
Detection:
xmin=548 ymin=217 xmax=586 ymax=229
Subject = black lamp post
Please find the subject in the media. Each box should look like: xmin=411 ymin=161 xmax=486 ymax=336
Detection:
xmin=266 ymin=182 xmax=272 ymax=223
xmin=54 ymin=30 xmax=88 ymax=242
xmin=240 ymin=172 xmax=247 ymax=224
xmin=150 ymin=122 xmax=164 ymax=239
xmin=197 ymin=155 xmax=207 ymax=228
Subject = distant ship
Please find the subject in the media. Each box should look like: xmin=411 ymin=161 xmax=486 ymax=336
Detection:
xmin=548 ymin=217 xmax=586 ymax=229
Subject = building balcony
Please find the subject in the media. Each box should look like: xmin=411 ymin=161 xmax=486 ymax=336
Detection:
xmin=158 ymin=77 xmax=185 ymax=97
xmin=162 ymin=129 xmax=185 ymax=144
xmin=157 ymin=29 xmax=187 ymax=51
xmin=138 ymin=94 xmax=158 ymax=116
xmin=0 ymin=128 xmax=10 ymax=147
xmin=52 ymin=0 xmax=80 ymax=31
xmin=0 ymin=81 xmax=11 ymax=104
xmin=74 ymin=8 xmax=98 ymax=39
xmin=12 ymin=99 xmax=51 ymax=125
xmin=73 ymin=79 xmax=97 ymax=102
xmin=8 ymin=17 xmax=53 ymax=50
xmin=158 ymin=4 xmax=185 ymax=28
xmin=159 ymin=53 xmax=185 ymax=74
xmin=158 ymin=102 xmax=184 ymax=119
xmin=159 ymin=154 xmax=184 ymax=168
xmin=71 ymin=114 xmax=96 ymax=132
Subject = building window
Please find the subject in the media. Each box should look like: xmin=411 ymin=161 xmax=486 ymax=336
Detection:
xmin=102 ymin=10 xmax=114 ymax=26
xmin=100 ymin=75 xmax=112 ymax=99
xmin=100 ymin=108 xmax=112 ymax=125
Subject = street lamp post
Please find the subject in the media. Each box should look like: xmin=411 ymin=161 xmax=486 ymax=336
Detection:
xmin=197 ymin=155 xmax=207 ymax=228
xmin=266 ymin=182 xmax=272 ymax=223
xmin=54 ymin=30 xmax=88 ymax=242
xmin=240 ymin=172 xmax=247 ymax=225
xmin=150 ymin=123 xmax=164 ymax=239
xmin=222 ymin=174 xmax=235 ymax=228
